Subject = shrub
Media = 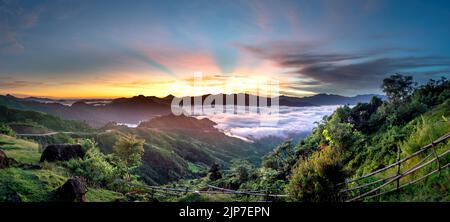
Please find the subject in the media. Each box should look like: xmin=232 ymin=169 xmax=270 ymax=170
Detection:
xmin=113 ymin=134 xmax=145 ymax=165
xmin=64 ymin=148 xmax=124 ymax=188
xmin=207 ymin=163 xmax=222 ymax=181
xmin=0 ymin=123 xmax=16 ymax=137
xmin=285 ymin=146 xmax=346 ymax=202
xmin=78 ymin=138 xmax=96 ymax=152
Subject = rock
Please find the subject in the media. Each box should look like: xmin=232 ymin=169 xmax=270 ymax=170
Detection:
xmin=56 ymin=177 xmax=88 ymax=202
xmin=40 ymin=144 xmax=85 ymax=162
xmin=0 ymin=150 xmax=10 ymax=169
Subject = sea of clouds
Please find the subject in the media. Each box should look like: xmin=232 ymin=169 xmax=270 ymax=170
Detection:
xmin=195 ymin=105 xmax=340 ymax=142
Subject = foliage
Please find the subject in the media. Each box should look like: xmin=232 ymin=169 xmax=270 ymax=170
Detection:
xmin=285 ymin=145 xmax=346 ymax=202
xmin=175 ymin=193 xmax=234 ymax=202
xmin=207 ymin=163 xmax=222 ymax=181
xmin=64 ymin=148 xmax=120 ymax=187
xmin=0 ymin=123 xmax=16 ymax=137
xmin=382 ymin=74 xmax=415 ymax=105
xmin=229 ymin=159 xmax=257 ymax=184
xmin=78 ymin=138 xmax=96 ymax=152
xmin=0 ymin=134 xmax=40 ymax=164
xmin=0 ymin=168 xmax=65 ymax=202
xmin=0 ymin=105 xmax=93 ymax=133
xmin=283 ymin=75 xmax=450 ymax=202
xmin=262 ymin=141 xmax=297 ymax=179
xmin=112 ymin=134 xmax=145 ymax=180
xmin=85 ymin=188 xmax=124 ymax=202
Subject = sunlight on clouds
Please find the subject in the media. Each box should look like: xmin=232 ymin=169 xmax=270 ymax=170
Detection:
xmin=197 ymin=105 xmax=340 ymax=141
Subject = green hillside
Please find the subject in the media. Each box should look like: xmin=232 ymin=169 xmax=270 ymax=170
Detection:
xmin=160 ymin=75 xmax=450 ymax=202
xmin=96 ymin=125 xmax=262 ymax=185
xmin=0 ymin=135 xmax=123 ymax=202
xmin=284 ymin=76 xmax=450 ymax=202
xmin=1 ymin=74 xmax=449 ymax=202
xmin=0 ymin=105 xmax=93 ymax=133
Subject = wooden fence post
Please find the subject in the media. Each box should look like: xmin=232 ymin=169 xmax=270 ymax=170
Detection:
xmin=396 ymin=146 xmax=401 ymax=191
xmin=431 ymin=142 xmax=441 ymax=177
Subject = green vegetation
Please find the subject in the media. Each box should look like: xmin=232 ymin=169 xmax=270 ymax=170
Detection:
xmin=0 ymin=168 xmax=63 ymax=202
xmin=283 ymin=75 xmax=450 ymax=201
xmin=113 ymin=134 xmax=145 ymax=181
xmin=0 ymin=135 xmax=126 ymax=202
xmin=1 ymin=74 xmax=449 ymax=202
xmin=159 ymin=75 xmax=450 ymax=202
xmin=85 ymin=188 xmax=124 ymax=202
xmin=0 ymin=134 xmax=40 ymax=164
xmin=0 ymin=123 xmax=16 ymax=137
xmin=96 ymin=126 xmax=260 ymax=185
xmin=0 ymin=105 xmax=93 ymax=133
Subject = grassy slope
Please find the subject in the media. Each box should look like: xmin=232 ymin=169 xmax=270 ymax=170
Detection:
xmin=346 ymin=100 xmax=450 ymax=201
xmin=0 ymin=105 xmax=93 ymax=133
xmin=0 ymin=135 xmax=122 ymax=202
xmin=96 ymin=127 xmax=261 ymax=185
xmin=377 ymin=100 xmax=450 ymax=201
xmin=1 ymin=103 xmax=265 ymax=187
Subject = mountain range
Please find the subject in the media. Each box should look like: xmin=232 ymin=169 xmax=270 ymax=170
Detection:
xmin=0 ymin=93 xmax=385 ymax=128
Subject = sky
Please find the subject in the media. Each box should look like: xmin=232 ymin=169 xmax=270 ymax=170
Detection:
xmin=1 ymin=0 xmax=450 ymax=99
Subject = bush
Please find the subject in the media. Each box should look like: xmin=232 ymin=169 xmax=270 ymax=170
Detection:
xmin=207 ymin=163 xmax=222 ymax=181
xmin=0 ymin=123 xmax=16 ymax=137
xmin=64 ymin=148 xmax=125 ymax=189
xmin=78 ymin=138 xmax=96 ymax=152
xmin=285 ymin=146 xmax=346 ymax=202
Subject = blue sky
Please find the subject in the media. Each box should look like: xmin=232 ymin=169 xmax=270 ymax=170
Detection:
xmin=0 ymin=0 xmax=449 ymax=98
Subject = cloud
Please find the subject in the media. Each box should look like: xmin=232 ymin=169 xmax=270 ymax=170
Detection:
xmin=196 ymin=105 xmax=339 ymax=141
xmin=240 ymin=41 xmax=450 ymax=89
xmin=0 ymin=80 xmax=46 ymax=89
xmin=0 ymin=0 xmax=42 ymax=52
xmin=0 ymin=76 xmax=79 ymax=89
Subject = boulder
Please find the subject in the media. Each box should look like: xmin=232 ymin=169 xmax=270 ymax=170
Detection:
xmin=0 ymin=150 xmax=10 ymax=169
xmin=40 ymin=144 xmax=85 ymax=162
xmin=56 ymin=177 xmax=88 ymax=202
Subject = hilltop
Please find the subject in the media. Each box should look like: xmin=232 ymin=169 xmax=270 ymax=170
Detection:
xmin=151 ymin=75 xmax=450 ymax=202
xmin=0 ymin=93 xmax=384 ymax=128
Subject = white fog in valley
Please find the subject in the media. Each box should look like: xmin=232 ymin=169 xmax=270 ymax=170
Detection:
xmin=195 ymin=105 xmax=340 ymax=142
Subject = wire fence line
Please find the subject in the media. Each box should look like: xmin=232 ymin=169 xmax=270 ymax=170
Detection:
xmin=15 ymin=128 xmax=450 ymax=202
xmin=342 ymin=132 xmax=450 ymax=202
xmin=338 ymin=132 xmax=450 ymax=186
xmin=125 ymin=182 xmax=287 ymax=201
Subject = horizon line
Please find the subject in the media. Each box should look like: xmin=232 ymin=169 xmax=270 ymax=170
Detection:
xmin=1 ymin=92 xmax=385 ymax=101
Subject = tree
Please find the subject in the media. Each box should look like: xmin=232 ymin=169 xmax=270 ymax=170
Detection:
xmin=382 ymin=74 xmax=415 ymax=104
xmin=112 ymin=134 xmax=145 ymax=181
xmin=207 ymin=163 xmax=222 ymax=181
xmin=262 ymin=141 xmax=297 ymax=179
xmin=230 ymin=160 xmax=256 ymax=184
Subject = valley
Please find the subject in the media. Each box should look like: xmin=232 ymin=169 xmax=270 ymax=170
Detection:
xmin=0 ymin=75 xmax=449 ymax=202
